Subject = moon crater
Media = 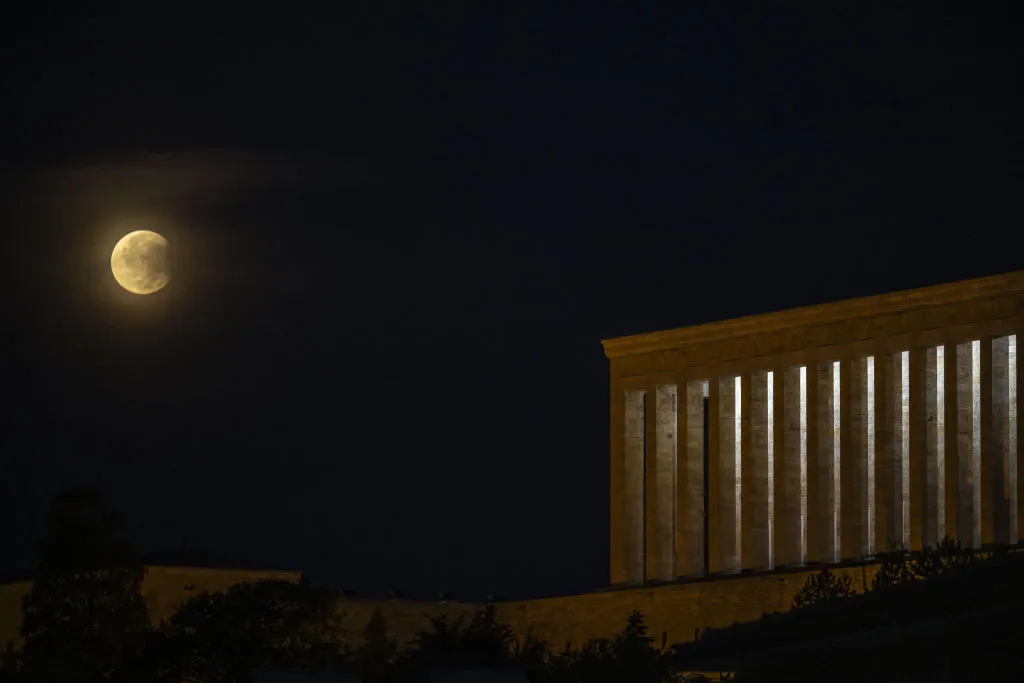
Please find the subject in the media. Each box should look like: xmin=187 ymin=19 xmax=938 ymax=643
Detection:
xmin=110 ymin=230 xmax=170 ymax=295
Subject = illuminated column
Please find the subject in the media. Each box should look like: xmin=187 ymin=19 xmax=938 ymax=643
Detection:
xmin=908 ymin=348 xmax=927 ymax=551
xmin=944 ymin=342 xmax=959 ymax=544
xmin=709 ymin=376 xmax=740 ymax=573
xmin=805 ymin=362 xmax=821 ymax=562
xmin=924 ymin=347 xmax=944 ymax=546
xmin=742 ymin=370 xmax=771 ymax=570
xmin=987 ymin=337 xmax=1015 ymax=545
xmin=676 ymin=380 xmax=706 ymax=577
xmin=773 ymin=367 xmax=804 ymax=566
xmin=1016 ymin=335 xmax=1024 ymax=544
xmin=956 ymin=341 xmax=980 ymax=548
xmin=875 ymin=350 xmax=896 ymax=552
xmin=980 ymin=339 xmax=995 ymax=546
xmin=880 ymin=352 xmax=910 ymax=551
xmin=1013 ymin=335 xmax=1019 ymax=544
xmin=841 ymin=357 xmax=871 ymax=559
xmin=624 ymin=390 xmax=646 ymax=583
xmin=646 ymin=384 xmax=677 ymax=581
xmin=808 ymin=362 xmax=838 ymax=562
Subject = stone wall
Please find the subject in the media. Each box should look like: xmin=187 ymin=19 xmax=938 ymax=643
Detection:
xmin=1 ymin=562 xmax=880 ymax=654
xmin=498 ymin=563 xmax=879 ymax=650
xmin=0 ymin=581 xmax=30 ymax=651
xmin=333 ymin=563 xmax=881 ymax=651
xmin=0 ymin=565 xmax=302 ymax=650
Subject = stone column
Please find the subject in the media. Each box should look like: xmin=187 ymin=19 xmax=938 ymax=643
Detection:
xmin=743 ymin=370 xmax=771 ymax=570
xmin=646 ymin=385 xmax=677 ymax=581
xmin=875 ymin=350 xmax=898 ymax=553
xmin=956 ymin=341 xmax=980 ymax=548
xmin=909 ymin=348 xmax=927 ymax=551
xmin=841 ymin=357 xmax=870 ymax=559
xmin=980 ymin=339 xmax=995 ymax=546
xmin=707 ymin=378 xmax=720 ymax=573
xmin=676 ymin=380 xmax=706 ymax=577
xmin=924 ymin=347 xmax=942 ymax=546
xmin=774 ymin=367 xmax=803 ymax=566
xmin=1017 ymin=335 xmax=1024 ymax=543
xmin=709 ymin=376 xmax=740 ymax=573
xmin=944 ymin=342 xmax=959 ymax=544
xmin=623 ymin=389 xmax=646 ymax=583
xmin=808 ymin=362 xmax=837 ymax=562
xmin=708 ymin=376 xmax=724 ymax=573
xmin=805 ymin=362 xmax=821 ymax=562
xmin=988 ymin=337 xmax=1013 ymax=545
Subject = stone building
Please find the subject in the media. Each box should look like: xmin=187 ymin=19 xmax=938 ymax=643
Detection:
xmin=603 ymin=270 xmax=1022 ymax=585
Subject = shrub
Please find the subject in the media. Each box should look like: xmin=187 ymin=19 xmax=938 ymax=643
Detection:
xmin=792 ymin=568 xmax=855 ymax=609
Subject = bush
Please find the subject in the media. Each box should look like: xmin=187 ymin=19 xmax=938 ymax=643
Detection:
xmin=871 ymin=549 xmax=914 ymax=590
xmin=792 ymin=568 xmax=855 ymax=609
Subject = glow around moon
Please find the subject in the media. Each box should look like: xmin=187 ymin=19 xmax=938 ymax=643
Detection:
xmin=110 ymin=230 xmax=170 ymax=295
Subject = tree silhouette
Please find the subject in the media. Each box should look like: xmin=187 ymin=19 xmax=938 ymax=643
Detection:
xmin=460 ymin=603 xmax=514 ymax=667
xmin=356 ymin=608 xmax=397 ymax=683
xmin=911 ymin=536 xmax=974 ymax=579
xmin=154 ymin=579 xmax=343 ymax=683
xmin=610 ymin=611 xmax=665 ymax=683
xmin=792 ymin=568 xmax=855 ymax=608
xmin=19 ymin=488 xmax=150 ymax=683
xmin=400 ymin=605 xmax=518 ymax=677
xmin=871 ymin=549 xmax=915 ymax=590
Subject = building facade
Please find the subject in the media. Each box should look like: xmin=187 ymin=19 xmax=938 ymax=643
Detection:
xmin=603 ymin=271 xmax=1023 ymax=585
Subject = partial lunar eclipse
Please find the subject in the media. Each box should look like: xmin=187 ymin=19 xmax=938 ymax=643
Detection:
xmin=110 ymin=230 xmax=170 ymax=295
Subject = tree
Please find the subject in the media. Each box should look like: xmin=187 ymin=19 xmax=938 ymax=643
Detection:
xmin=460 ymin=603 xmax=514 ymax=667
xmin=871 ymin=549 xmax=915 ymax=590
xmin=19 ymin=488 xmax=150 ymax=683
xmin=911 ymin=536 xmax=974 ymax=579
xmin=154 ymin=579 xmax=343 ymax=683
xmin=792 ymin=568 xmax=855 ymax=609
xmin=356 ymin=608 xmax=397 ymax=683
xmin=610 ymin=611 xmax=666 ymax=683
xmin=512 ymin=627 xmax=551 ymax=673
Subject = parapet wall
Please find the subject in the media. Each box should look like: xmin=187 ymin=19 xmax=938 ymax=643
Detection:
xmin=496 ymin=564 xmax=879 ymax=649
xmin=0 ymin=565 xmax=302 ymax=650
xmin=1 ymin=563 xmax=880 ymax=653
xmin=334 ymin=563 xmax=880 ymax=650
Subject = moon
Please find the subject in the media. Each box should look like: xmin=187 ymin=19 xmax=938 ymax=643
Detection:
xmin=110 ymin=230 xmax=170 ymax=295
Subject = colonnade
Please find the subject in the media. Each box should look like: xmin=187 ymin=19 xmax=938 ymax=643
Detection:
xmin=618 ymin=337 xmax=1018 ymax=584
xmin=605 ymin=273 xmax=1024 ymax=586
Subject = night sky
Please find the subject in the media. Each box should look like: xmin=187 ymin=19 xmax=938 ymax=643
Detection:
xmin=1 ymin=6 xmax=1020 ymax=600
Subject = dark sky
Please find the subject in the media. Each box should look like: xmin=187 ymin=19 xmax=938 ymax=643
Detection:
xmin=1 ymin=5 xmax=1020 ymax=600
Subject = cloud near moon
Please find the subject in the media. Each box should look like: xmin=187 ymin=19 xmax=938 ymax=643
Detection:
xmin=111 ymin=230 xmax=170 ymax=295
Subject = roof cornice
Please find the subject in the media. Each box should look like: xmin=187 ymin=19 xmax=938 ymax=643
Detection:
xmin=602 ymin=271 xmax=1024 ymax=359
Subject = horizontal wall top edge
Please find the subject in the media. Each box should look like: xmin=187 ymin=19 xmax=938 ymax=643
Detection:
xmin=601 ymin=270 xmax=1024 ymax=359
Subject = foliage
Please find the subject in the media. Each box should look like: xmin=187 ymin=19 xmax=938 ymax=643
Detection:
xmin=356 ymin=608 xmax=397 ymax=683
xmin=512 ymin=628 xmax=551 ymax=672
xmin=400 ymin=604 xmax=515 ymax=675
xmin=153 ymin=579 xmax=344 ymax=683
xmin=19 ymin=488 xmax=150 ymax=683
xmin=791 ymin=568 xmax=855 ymax=609
xmin=461 ymin=603 xmax=516 ymax=666
xmin=910 ymin=536 xmax=974 ymax=579
xmin=870 ymin=549 xmax=914 ymax=590
xmin=872 ymin=537 xmax=977 ymax=591
xmin=609 ymin=610 xmax=666 ymax=682
xmin=0 ymin=642 xmax=20 ymax=683
xmin=675 ymin=548 xmax=1024 ymax=680
xmin=531 ymin=611 xmax=670 ymax=683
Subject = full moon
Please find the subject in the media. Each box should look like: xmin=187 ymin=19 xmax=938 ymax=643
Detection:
xmin=110 ymin=230 xmax=170 ymax=295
